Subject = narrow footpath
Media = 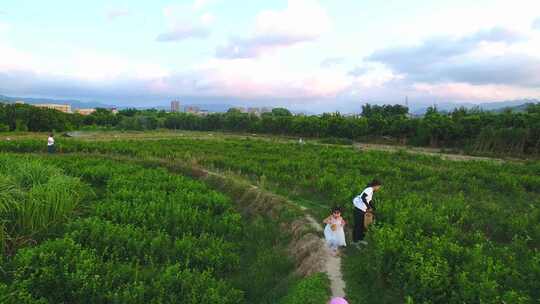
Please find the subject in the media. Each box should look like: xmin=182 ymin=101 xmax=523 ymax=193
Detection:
xmin=303 ymin=208 xmax=346 ymax=298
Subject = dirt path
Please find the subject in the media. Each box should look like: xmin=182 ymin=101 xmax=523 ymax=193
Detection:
xmin=303 ymin=209 xmax=346 ymax=298
xmin=355 ymin=143 xmax=514 ymax=163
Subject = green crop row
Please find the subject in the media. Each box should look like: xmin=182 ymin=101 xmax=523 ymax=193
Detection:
xmin=0 ymin=153 xmax=303 ymax=303
xmin=1 ymin=137 xmax=539 ymax=302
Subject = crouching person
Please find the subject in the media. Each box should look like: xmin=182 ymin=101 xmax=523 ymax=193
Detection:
xmin=352 ymin=179 xmax=382 ymax=246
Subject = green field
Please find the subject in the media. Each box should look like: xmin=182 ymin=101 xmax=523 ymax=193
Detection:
xmin=0 ymin=152 xmax=330 ymax=303
xmin=0 ymin=131 xmax=539 ymax=303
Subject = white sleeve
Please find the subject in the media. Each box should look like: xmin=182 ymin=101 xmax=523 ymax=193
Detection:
xmin=353 ymin=190 xmax=368 ymax=211
xmin=365 ymin=187 xmax=373 ymax=202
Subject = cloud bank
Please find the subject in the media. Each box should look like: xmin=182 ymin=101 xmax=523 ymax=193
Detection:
xmin=216 ymin=0 xmax=330 ymax=58
xmin=367 ymin=27 xmax=540 ymax=88
xmin=1 ymin=2 xmax=540 ymax=111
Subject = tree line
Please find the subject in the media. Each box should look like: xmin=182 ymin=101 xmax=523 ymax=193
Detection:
xmin=1 ymin=102 xmax=539 ymax=155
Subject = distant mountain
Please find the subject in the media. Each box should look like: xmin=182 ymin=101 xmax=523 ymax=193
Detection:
xmin=411 ymin=99 xmax=539 ymax=115
xmin=0 ymin=94 xmax=115 ymax=109
xmin=490 ymin=102 xmax=536 ymax=113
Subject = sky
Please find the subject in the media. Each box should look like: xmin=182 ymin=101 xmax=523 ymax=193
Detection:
xmin=0 ymin=0 xmax=540 ymax=112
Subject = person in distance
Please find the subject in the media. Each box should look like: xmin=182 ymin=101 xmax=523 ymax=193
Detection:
xmin=47 ymin=133 xmax=55 ymax=154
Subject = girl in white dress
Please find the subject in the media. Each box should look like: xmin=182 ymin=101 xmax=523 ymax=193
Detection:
xmin=323 ymin=207 xmax=346 ymax=255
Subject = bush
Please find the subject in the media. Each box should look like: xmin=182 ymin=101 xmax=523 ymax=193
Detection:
xmin=0 ymin=153 xmax=302 ymax=303
xmin=280 ymin=273 xmax=330 ymax=304
xmin=9 ymin=238 xmax=105 ymax=303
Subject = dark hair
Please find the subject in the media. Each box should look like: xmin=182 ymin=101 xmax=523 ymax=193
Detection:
xmin=331 ymin=206 xmax=342 ymax=213
xmin=368 ymin=179 xmax=382 ymax=187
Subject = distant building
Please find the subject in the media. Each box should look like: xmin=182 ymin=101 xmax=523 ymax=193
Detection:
xmin=185 ymin=106 xmax=200 ymax=114
xmin=75 ymin=108 xmax=96 ymax=115
xmin=171 ymin=100 xmax=180 ymax=112
xmin=15 ymin=100 xmax=25 ymax=104
xmin=34 ymin=103 xmax=72 ymax=113
xmin=109 ymin=107 xmax=118 ymax=115
xmin=261 ymin=107 xmax=273 ymax=114
xmin=247 ymin=107 xmax=260 ymax=115
xmin=230 ymin=107 xmax=247 ymax=113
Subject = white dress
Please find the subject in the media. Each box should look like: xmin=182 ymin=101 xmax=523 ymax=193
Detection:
xmin=324 ymin=216 xmax=346 ymax=248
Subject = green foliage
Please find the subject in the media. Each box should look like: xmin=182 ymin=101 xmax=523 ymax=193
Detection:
xmin=15 ymin=120 xmax=28 ymax=132
xmin=67 ymin=218 xmax=239 ymax=274
xmin=3 ymin=101 xmax=540 ymax=155
xmin=9 ymin=237 xmax=104 ymax=303
xmin=2 ymin=134 xmax=539 ymax=302
xmin=271 ymin=108 xmax=292 ymax=116
xmin=0 ymin=103 xmax=80 ymax=132
xmin=0 ymin=155 xmax=92 ymax=254
xmin=279 ymin=273 xmax=331 ymax=304
xmin=3 ymin=136 xmax=534 ymax=302
xmin=5 ymin=237 xmax=243 ymax=304
xmin=361 ymin=103 xmax=409 ymax=118
xmin=0 ymin=153 xmax=303 ymax=303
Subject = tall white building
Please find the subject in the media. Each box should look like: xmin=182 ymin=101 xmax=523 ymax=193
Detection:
xmin=171 ymin=100 xmax=181 ymax=112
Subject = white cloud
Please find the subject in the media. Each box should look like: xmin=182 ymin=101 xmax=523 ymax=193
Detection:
xmin=412 ymin=82 xmax=540 ymax=102
xmin=158 ymin=4 xmax=212 ymax=42
xmin=200 ymin=13 xmax=214 ymax=26
xmin=366 ymin=26 xmax=540 ymax=88
xmin=0 ymin=33 xmax=351 ymax=103
xmin=106 ymin=8 xmax=130 ymax=21
xmin=254 ymin=0 xmax=330 ymax=40
xmin=156 ymin=24 xmax=210 ymax=42
xmin=0 ymin=45 xmax=36 ymax=71
xmin=193 ymin=0 xmax=208 ymax=10
xmin=320 ymin=57 xmax=345 ymax=68
xmin=193 ymin=0 xmax=217 ymax=11
xmin=188 ymin=57 xmax=349 ymax=98
xmin=0 ymin=22 xmax=10 ymax=34
xmin=533 ymin=17 xmax=540 ymax=30
xmin=67 ymin=52 xmax=169 ymax=80
xmin=216 ymin=0 xmax=331 ymax=58
xmin=0 ymin=40 xmax=170 ymax=82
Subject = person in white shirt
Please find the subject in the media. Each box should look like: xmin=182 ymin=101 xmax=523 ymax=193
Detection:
xmin=352 ymin=179 xmax=382 ymax=245
xmin=47 ymin=133 xmax=55 ymax=154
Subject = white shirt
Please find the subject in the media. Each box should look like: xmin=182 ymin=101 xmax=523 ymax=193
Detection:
xmin=47 ymin=136 xmax=55 ymax=146
xmin=353 ymin=187 xmax=373 ymax=211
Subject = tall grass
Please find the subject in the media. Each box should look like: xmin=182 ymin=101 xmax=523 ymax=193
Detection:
xmin=0 ymin=155 xmax=92 ymax=254
xmin=0 ymin=175 xmax=23 ymax=254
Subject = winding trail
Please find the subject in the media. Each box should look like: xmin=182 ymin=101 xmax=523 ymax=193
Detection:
xmin=302 ymin=208 xmax=346 ymax=298
xmin=354 ymin=143 xmax=516 ymax=162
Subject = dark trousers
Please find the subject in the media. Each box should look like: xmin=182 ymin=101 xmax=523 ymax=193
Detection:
xmin=48 ymin=145 xmax=55 ymax=154
xmin=353 ymin=207 xmax=365 ymax=242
